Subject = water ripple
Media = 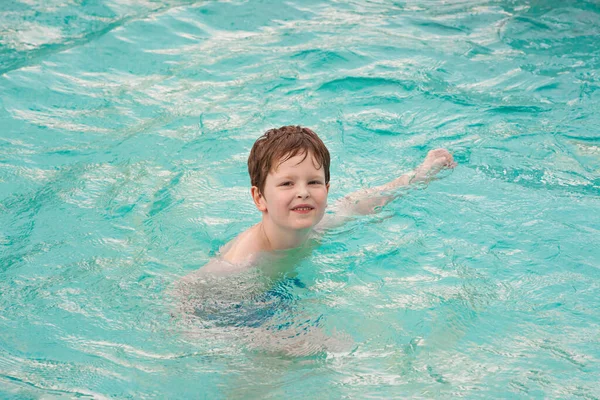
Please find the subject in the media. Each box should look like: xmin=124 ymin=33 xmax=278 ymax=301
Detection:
xmin=1 ymin=0 xmax=599 ymax=397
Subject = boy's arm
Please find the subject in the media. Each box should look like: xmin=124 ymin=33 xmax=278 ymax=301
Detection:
xmin=318 ymin=149 xmax=456 ymax=229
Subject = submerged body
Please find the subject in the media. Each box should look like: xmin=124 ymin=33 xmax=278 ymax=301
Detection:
xmin=173 ymin=247 xmax=352 ymax=356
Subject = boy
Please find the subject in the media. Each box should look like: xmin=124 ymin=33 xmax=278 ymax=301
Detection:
xmin=203 ymin=125 xmax=455 ymax=274
xmin=175 ymin=126 xmax=455 ymax=354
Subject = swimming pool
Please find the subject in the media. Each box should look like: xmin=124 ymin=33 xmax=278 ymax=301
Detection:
xmin=1 ymin=0 xmax=599 ymax=397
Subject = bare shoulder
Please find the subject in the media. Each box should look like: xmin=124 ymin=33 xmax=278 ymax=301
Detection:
xmin=175 ymin=225 xmax=265 ymax=283
xmin=221 ymin=224 xmax=265 ymax=265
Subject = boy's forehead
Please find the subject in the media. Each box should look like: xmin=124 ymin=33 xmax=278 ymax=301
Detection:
xmin=272 ymin=151 xmax=323 ymax=173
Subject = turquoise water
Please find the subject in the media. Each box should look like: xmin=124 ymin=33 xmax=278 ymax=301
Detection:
xmin=1 ymin=0 xmax=600 ymax=397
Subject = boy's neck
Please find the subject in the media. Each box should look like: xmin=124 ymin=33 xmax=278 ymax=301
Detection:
xmin=258 ymin=219 xmax=311 ymax=251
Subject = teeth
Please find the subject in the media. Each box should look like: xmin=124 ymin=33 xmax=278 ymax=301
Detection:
xmin=294 ymin=207 xmax=312 ymax=211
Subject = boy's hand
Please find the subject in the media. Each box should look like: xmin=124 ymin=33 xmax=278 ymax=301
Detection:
xmin=414 ymin=148 xmax=456 ymax=181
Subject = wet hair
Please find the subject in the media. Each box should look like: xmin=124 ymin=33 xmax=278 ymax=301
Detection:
xmin=248 ymin=125 xmax=330 ymax=194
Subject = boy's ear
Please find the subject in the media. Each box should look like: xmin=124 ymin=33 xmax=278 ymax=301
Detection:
xmin=251 ymin=186 xmax=267 ymax=212
xmin=326 ymin=183 xmax=330 ymax=193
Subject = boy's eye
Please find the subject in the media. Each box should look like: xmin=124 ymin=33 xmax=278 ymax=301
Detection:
xmin=280 ymin=182 xmax=293 ymax=186
xmin=309 ymin=180 xmax=322 ymax=185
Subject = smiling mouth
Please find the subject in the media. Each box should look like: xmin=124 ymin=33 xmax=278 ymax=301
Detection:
xmin=291 ymin=206 xmax=314 ymax=211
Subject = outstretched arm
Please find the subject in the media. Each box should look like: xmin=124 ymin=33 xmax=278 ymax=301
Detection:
xmin=318 ymin=149 xmax=456 ymax=229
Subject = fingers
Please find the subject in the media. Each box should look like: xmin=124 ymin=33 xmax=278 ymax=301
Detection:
xmin=426 ymin=148 xmax=456 ymax=168
xmin=428 ymin=148 xmax=450 ymax=157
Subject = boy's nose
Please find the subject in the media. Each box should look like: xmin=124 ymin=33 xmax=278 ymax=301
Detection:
xmin=297 ymin=187 xmax=310 ymax=198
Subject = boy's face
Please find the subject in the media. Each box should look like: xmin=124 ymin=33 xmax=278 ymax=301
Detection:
xmin=253 ymin=151 xmax=329 ymax=231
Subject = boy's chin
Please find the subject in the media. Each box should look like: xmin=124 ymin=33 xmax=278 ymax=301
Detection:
xmin=291 ymin=221 xmax=315 ymax=230
xmin=289 ymin=218 xmax=319 ymax=230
